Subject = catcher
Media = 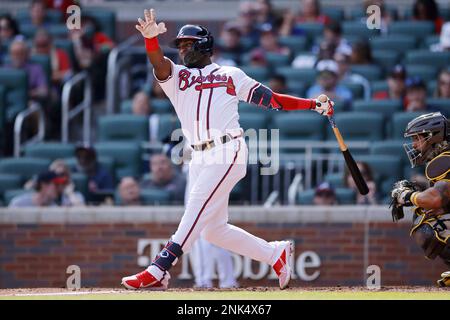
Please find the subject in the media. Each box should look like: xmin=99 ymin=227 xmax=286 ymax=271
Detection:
xmin=390 ymin=112 xmax=450 ymax=287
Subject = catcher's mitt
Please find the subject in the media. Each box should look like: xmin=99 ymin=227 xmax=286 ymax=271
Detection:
xmin=389 ymin=180 xmax=422 ymax=222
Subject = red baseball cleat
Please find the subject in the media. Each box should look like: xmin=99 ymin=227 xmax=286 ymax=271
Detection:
xmin=121 ymin=269 xmax=170 ymax=290
xmin=272 ymin=241 xmax=293 ymax=290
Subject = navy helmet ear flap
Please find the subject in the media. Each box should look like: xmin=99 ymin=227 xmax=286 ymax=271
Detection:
xmin=193 ymin=35 xmax=214 ymax=55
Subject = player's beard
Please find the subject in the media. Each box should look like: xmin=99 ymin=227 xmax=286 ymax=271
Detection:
xmin=183 ymin=49 xmax=205 ymax=68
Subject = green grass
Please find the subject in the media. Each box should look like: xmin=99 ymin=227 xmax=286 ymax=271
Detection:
xmin=2 ymin=289 xmax=450 ymax=300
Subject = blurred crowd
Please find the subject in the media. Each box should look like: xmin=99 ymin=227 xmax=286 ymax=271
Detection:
xmin=1 ymin=0 xmax=450 ymax=208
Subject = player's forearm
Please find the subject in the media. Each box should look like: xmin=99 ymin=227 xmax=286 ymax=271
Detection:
xmin=272 ymin=92 xmax=316 ymax=111
xmin=144 ymin=37 xmax=171 ymax=80
xmin=412 ymin=182 xmax=450 ymax=209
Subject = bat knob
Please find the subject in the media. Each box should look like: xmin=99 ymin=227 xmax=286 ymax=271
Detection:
xmin=318 ymin=94 xmax=328 ymax=103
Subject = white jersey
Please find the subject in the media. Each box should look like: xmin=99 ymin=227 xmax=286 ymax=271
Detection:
xmin=154 ymin=61 xmax=260 ymax=145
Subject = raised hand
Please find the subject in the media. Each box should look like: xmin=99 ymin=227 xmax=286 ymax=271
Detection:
xmin=135 ymin=8 xmax=167 ymax=39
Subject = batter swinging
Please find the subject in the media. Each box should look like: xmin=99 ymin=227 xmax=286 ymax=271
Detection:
xmin=122 ymin=9 xmax=334 ymax=290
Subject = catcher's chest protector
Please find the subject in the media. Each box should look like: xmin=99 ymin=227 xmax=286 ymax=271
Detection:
xmin=411 ymin=151 xmax=450 ymax=259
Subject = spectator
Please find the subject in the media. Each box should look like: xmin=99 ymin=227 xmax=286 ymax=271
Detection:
xmin=373 ymin=64 xmax=406 ymax=101
xmin=334 ymin=51 xmax=371 ymax=100
xmin=430 ymin=22 xmax=450 ymax=52
xmin=117 ymin=177 xmax=142 ymax=206
xmin=350 ymin=41 xmax=373 ymax=65
xmin=235 ymin=1 xmax=260 ymax=46
xmin=307 ymin=59 xmax=353 ymax=105
xmin=217 ymin=22 xmax=244 ymax=65
xmin=313 ymin=182 xmax=337 ymax=205
xmin=344 ymin=161 xmax=378 ymax=205
xmin=69 ymin=16 xmax=114 ymax=100
xmin=249 ymin=23 xmax=290 ymax=66
xmin=132 ymin=91 xmax=151 ymax=116
xmin=268 ymin=74 xmax=288 ymax=94
xmin=49 ymin=159 xmax=85 ymax=206
xmin=0 ymin=14 xmax=22 ymax=43
xmin=6 ymin=39 xmax=49 ymax=102
xmin=74 ymin=145 xmax=114 ymax=198
xmin=280 ymin=0 xmax=330 ymax=36
xmin=9 ymin=171 xmax=60 ymax=207
xmin=405 ymin=77 xmax=430 ymax=112
xmin=435 ymin=69 xmax=450 ymax=98
xmin=412 ymin=0 xmax=444 ymax=34
xmin=254 ymin=0 xmax=282 ymax=29
xmin=321 ymin=22 xmax=351 ymax=57
xmin=32 ymin=29 xmax=72 ymax=87
xmin=30 ymin=0 xmax=49 ymax=28
xmin=141 ymin=153 xmax=186 ymax=203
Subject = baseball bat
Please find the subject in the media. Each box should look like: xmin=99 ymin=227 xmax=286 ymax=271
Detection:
xmin=318 ymin=95 xmax=369 ymax=196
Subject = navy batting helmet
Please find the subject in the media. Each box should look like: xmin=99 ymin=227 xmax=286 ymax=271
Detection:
xmin=170 ymin=24 xmax=214 ymax=55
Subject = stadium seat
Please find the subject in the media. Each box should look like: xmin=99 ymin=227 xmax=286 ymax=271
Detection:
xmin=370 ymin=35 xmax=416 ymax=55
xmin=273 ymin=111 xmax=326 ymax=141
xmin=342 ymin=21 xmax=380 ymax=39
xmin=427 ymin=99 xmax=450 ymax=117
xmin=324 ymin=172 xmax=345 ymax=188
xmin=349 ymin=65 xmax=383 ymax=81
xmin=371 ymin=50 xmax=399 ymax=70
xmin=16 ymin=9 xmax=62 ymax=24
xmin=0 ymin=69 xmax=28 ymax=122
xmin=120 ymin=99 xmax=133 ymax=114
xmin=240 ymin=66 xmax=270 ymax=82
xmin=23 ymin=142 xmax=75 ymax=161
xmin=0 ymin=157 xmax=50 ymax=183
xmin=322 ymin=7 xmax=344 ymax=22
xmin=155 ymin=114 xmax=182 ymax=142
xmin=239 ymin=113 xmax=268 ymax=133
xmin=340 ymin=81 xmax=365 ymax=100
xmin=390 ymin=112 xmax=429 ymax=139
xmin=293 ymin=23 xmax=324 ymax=41
xmin=370 ymin=81 xmax=388 ymax=96
xmin=95 ymin=142 xmax=141 ymax=180
xmin=405 ymin=64 xmax=438 ymax=82
xmin=275 ymin=66 xmax=317 ymax=85
xmin=152 ymin=99 xmax=173 ymax=114
xmin=370 ymin=140 xmax=409 ymax=166
xmin=297 ymin=187 xmax=356 ymax=205
xmin=0 ymin=85 xmax=6 ymax=137
xmin=388 ymin=21 xmax=435 ymax=40
xmin=351 ymin=99 xmax=403 ymax=118
xmin=140 ymin=188 xmax=172 ymax=205
xmin=0 ymin=174 xmax=22 ymax=202
xmin=278 ymin=36 xmax=308 ymax=55
xmin=265 ymin=52 xmax=291 ymax=68
xmin=405 ymin=50 xmax=450 ymax=69
xmin=421 ymin=35 xmax=440 ymax=49
xmin=47 ymin=24 xmax=69 ymax=39
xmin=83 ymin=8 xmax=117 ymax=40
xmin=355 ymin=155 xmax=402 ymax=197
xmin=286 ymin=80 xmax=306 ymax=96
xmin=98 ymin=115 xmax=149 ymax=142
xmin=326 ymin=112 xmax=384 ymax=141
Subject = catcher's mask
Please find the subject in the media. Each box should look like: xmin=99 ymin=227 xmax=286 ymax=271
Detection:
xmin=170 ymin=24 xmax=214 ymax=68
xmin=403 ymin=112 xmax=450 ymax=167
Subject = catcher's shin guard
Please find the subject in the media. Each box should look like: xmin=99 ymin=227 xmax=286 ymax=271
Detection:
xmin=437 ymin=271 xmax=450 ymax=287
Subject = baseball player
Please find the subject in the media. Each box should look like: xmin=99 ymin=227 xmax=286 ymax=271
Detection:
xmin=390 ymin=112 xmax=450 ymax=287
xmin=121 ymin=9 xmax=334 ymax=290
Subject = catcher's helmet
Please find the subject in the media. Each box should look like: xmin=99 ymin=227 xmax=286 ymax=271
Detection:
xmin=403 ymin=112 xmax=450 ymax=167
xmin=170 ymin=24 xmax=214 ymax=55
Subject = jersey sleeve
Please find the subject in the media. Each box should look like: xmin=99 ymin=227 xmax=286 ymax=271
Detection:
xmin=153 ymin=58 xmax=181 ymax=103
xmin=234 ymin=68 xmax=261 ymax=103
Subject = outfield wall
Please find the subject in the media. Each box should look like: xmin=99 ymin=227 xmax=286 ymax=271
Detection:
xmin=0 ymin=206 xmax=446 ymax=288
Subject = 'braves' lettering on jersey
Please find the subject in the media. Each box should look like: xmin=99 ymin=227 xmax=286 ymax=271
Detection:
xmin=154 ymin=61 xmax=261 ymax=144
